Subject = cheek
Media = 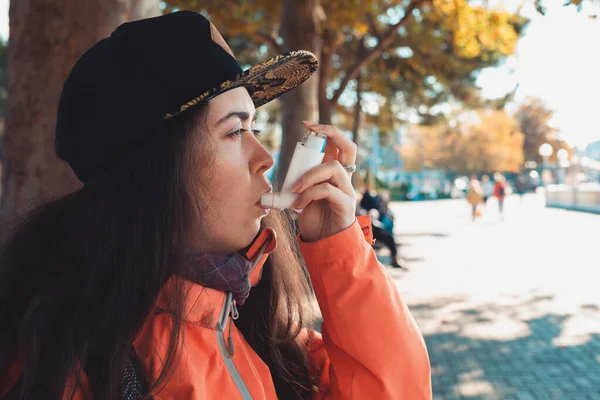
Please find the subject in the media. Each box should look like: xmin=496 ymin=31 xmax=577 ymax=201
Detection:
xmin=210 ymin=161 xmax=247 ymax=204
xmin=206 ymin=158 xmax=254 ymax=227
xmin=205 ymin=187 xmax=259 ymax=252
xmin=195 ymin=151 xmax=259 ymax=251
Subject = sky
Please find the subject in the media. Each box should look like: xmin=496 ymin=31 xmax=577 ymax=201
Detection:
xmin=477 ymin=0 xmax=600 ymax=149
xmin=1 ymin=0 xmax=599 ymax=148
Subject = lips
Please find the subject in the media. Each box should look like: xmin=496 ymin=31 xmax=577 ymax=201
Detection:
xmin=258 ymin=205 xmax=270 ymax=216
xmin=256 ymin=185 xmax=273 ymax=206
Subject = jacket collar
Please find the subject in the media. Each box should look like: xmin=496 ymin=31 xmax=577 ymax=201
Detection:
xmin=154 ymin=228 xmax=277 ymax=328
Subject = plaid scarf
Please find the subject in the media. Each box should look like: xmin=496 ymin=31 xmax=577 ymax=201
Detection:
xmin=184 ymin=250 xmax=253 ymax=305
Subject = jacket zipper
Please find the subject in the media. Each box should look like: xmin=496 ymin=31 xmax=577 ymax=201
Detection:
xmin=213 ymin=239 xmax=270 ymax=399
xmin=216 ymin=292 xmax=252 ymax=399
xmin=227 ymin=300 xmax=239 ymax=358
xmin=249 ymin=238 xmax=270 ymax=274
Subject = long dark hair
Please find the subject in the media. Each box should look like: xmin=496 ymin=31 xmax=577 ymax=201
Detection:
xmin=0 ymin=103 xmax=317 ymax=399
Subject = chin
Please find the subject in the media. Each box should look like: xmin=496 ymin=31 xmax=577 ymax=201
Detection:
xmin=234 ymin=220 xmax=262 ymax=251
xmin=249 ymin=218 xmax=262 ymax=239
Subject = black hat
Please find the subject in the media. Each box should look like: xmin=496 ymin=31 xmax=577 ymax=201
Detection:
xmin=55 ymin=11 xmax=318 ymax=182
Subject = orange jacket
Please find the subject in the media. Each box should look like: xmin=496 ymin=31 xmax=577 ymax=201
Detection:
xmin=6 ymin=216 xmax=431 ymax=399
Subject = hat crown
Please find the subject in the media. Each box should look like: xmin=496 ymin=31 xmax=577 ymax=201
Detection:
xmin=56 ymin=11 xmax=243 ymax=182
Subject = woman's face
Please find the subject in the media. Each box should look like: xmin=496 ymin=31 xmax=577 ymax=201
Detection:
xmin=192 ymin=87 xmax=274 ymax=253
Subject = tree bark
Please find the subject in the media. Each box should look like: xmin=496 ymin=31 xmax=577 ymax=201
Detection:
xmin=317 ymin=28 xmax=335 ymax=125
xmin=1 ymin=0 xmax=160 ymax=216
xmin=351 ymin=36 xmax=366 ymax=145
xmin=351 ymin=72 xmax=363 ymax=145
xmin=351 ymin=72 xmax=363 ymax=188
xmin=276 ymin=0 xmax=322 ymax=187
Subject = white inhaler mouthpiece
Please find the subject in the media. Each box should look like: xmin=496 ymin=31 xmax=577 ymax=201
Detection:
xmin=261 ymin=130 xmax=327 ymax=210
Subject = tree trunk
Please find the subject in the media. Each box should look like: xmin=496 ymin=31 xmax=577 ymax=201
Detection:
xmin=351 ymin=36 xmax=367 ymax=145
xmin=351 ymin=72 xmax=363 ymax=189
xmin=317 ymin=28 xmax=335 ymax=125
xmin=1 ymin=0 xmax=160 ymax=216
xmin=351 ymin=75 xmax=363 ymax=145
xmin=276 ymin=0 xmax=321 ymax=188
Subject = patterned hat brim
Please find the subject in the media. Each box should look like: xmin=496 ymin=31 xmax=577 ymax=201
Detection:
xmin=165 ymin=50 xmax=318 ymax=119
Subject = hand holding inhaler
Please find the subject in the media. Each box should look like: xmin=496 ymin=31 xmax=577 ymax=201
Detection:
xmin=261 ymin=130 xmax=327 ymax=211
xmin=262 ymin=122 xmax=358 ymax=242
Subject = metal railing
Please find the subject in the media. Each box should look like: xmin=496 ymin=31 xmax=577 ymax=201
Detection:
xmin=545 ymin=183 xmax=600 ymax=214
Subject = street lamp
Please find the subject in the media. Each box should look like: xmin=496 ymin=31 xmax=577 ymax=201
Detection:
xmin=571 ymin=154 xmax=580 ymax=165
xmin=524 ymin=161 xmax=538 ymax=169
xmin=539 ymin=143 xmax=553 ymax=159
xmin=557 ymin=148 xmax=568 ymax=161
xmin=556 ymin=149 xmax=569 ymax=184
xmin=539 ymin=143 xmax=553 ymax=186
xmin=571 ymin=153 xmax=580 ymax=185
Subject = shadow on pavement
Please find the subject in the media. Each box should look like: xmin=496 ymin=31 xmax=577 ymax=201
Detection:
xmin=400 ymin=232 xmax=452 ymax=239
xmin=408 ymin=296 xmax=600 ymax=399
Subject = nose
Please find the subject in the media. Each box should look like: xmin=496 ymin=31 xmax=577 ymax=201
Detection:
xmin=250 ymin=138 xmax=275 ymax=175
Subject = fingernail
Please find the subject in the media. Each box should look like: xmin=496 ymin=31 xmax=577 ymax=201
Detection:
xmin=302 ymin=120 xmax=316 ymax=126
xmin=291 ymin=180 xmax=302 ymax=193
xmin=291 ymin=199 xmax=302 ymax=212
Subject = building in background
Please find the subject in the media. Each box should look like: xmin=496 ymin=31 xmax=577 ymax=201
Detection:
xmin=584 ymin=140 xmax=600 ymax=161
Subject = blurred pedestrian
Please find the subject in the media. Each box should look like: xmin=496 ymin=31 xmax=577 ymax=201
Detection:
xmin=466 ymin=176 xmax=483 ymax=221
xmin=356 ymin=193 xmax=407 ymax=270
xmin=378 ymin=190 xmax=395 ymax=233
xmin=494 ymin=173 xmax=507 ymax=220
xmin=360 ymin=183 xmax=382 ymax=214
xmin=481 ymin=174 xmax=494 ymax=205
xmin=360 ymin=185 xmax=396 ymax=234
xmin=515 ymin=175 xmax=526 ymax=202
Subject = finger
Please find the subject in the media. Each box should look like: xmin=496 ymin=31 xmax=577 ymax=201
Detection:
xmin=302 ymin=121 xmax=357 ymax=165
xmin=322 ymin=141 xmax=339 ymax=164
xmin=292 ymin=182 xmax=355 ymax=212
xmin=291 ymin=160 xmax=353 ymax=196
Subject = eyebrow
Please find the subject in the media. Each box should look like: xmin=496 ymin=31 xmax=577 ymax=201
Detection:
xmin=215 ymin=111 xmax=257 ymax=127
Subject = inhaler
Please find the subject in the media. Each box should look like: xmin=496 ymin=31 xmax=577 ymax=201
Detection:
xmin=261 ymin=130 xmax=327 ymax=210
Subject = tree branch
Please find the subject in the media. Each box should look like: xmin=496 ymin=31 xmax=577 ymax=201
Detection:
xmin=365 ymin=12 xmax=383 ymax=42
xmin=253 ymin=31 xmax=283 ymax=54
xmin=329 ymin=0 xmax=428 ymax=106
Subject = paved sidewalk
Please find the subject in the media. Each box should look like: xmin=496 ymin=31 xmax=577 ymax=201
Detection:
xmin=378 ymin=194 xmax=600 ymax=399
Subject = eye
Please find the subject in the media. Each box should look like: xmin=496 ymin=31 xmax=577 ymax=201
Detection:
xmin=227 ymin=127 xmax=263 ymax=139
xmin=227 ymin=128 xmax=246 ymax=138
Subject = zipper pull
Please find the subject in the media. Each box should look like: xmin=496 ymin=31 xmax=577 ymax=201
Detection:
xmin=226 ymin=300 xmax=239 ymax=358
xmin=231 ymin=301 xmax=239 ymax=320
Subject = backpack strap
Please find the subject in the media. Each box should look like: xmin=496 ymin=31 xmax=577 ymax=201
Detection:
xmin=122 ymin=346 xmax=149 ymax=399
xmin=83 ymin=345 xmax=149 ymax=399
xmin=1 ymin=346 xmax=148 ymax=399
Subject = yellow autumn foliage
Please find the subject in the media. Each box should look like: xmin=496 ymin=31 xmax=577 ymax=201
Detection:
xmin=403 ymin=110 xmax=524 ymax=173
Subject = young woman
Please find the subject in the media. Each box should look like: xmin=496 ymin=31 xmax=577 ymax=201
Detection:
xmin=0 ymin=11 xmax=431 ymax=400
